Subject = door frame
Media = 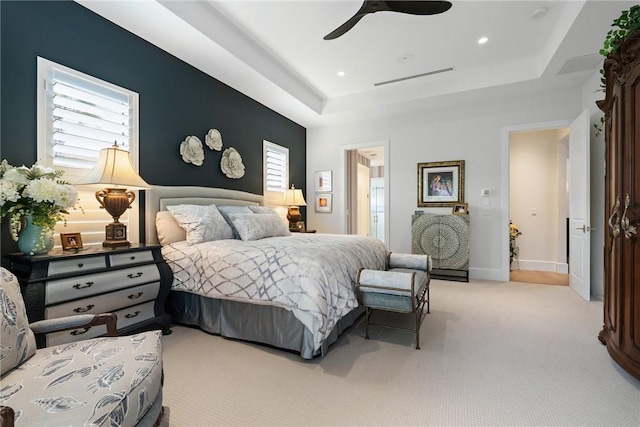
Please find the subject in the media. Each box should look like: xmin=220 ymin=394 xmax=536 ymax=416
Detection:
xmin=500 ymin=119 xmax=571 ymax=282
xmin=341 ymin=139 xmax=390 ymax=245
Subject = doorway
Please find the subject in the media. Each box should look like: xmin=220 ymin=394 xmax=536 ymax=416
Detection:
xmin=509 ymin=128 xmax=569 ymax=280
xmin=342 ymin=140 xmax=389 ymax=244
xmin=502 ymin=110 xmax=591 ymax=300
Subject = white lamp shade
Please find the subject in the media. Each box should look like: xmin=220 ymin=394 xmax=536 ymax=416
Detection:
xmin=76 ymin=145 xmax=149 ymax=189
xmin=283 ymin=187 xmax=306 ymax=206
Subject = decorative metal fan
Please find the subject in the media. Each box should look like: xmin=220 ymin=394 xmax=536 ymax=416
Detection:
xmin=324 ymin=0 xmax=452 ymax=40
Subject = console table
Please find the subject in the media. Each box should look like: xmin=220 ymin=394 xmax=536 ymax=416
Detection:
xmin=6 ymin=244 xmax=172 ymax=347
xmin=411 ymin=214 xmax=469 ymax=282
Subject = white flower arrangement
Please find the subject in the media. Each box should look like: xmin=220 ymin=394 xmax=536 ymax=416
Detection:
xmin=205 ymin=129 xmax=223 ymax=151
xmin=0 ymin=160 xmax=80 ymax=242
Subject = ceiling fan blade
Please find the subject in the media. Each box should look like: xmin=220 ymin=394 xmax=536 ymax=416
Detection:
xmin=386 ymin=1 xmax=452 ymax=15
xmin=323 ymin=13 xmax=368 ymax=40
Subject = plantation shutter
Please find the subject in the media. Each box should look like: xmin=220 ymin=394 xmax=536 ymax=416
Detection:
xmin=263 ymin=140 xmax=289 ymax=206
xmin=37 ymin=57 xmax=140 ymax=248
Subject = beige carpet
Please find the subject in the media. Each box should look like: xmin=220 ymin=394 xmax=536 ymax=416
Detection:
xmin=160 ymin=279 xmax=640 ymax=426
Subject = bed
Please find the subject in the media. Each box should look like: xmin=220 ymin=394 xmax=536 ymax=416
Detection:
xmin=145 ymin=185 xmax=389 ymax=358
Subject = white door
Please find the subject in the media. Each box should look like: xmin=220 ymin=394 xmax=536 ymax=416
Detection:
xmin=569 ymin=109 xmax=591 ymax=301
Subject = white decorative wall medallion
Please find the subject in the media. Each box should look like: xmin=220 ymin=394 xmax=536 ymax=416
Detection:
xmin=221 ymin=147 xmax=245 ymax=179
xmin=180 ymin=135 xmax=205 ymax=166
xmin=205 ymin=129 xmax=223 ymax=151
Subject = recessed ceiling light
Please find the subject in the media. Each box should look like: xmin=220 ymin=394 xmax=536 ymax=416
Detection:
xmin=532 ymin=7 xmax=548 ymax=19
xmin=398 ymin=53 xmax=414 ymax=63
xmin=478 ymin=37 xmax=488 ymax=45
xmin=337 ymin=71 xmax=346 ymax=77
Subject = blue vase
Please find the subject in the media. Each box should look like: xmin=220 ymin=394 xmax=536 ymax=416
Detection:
xmin=17 ymin=215 xmax=54 ymax=255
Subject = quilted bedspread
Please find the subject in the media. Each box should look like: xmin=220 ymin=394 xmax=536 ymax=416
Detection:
xmin=161 ymin=233 xmax=388 ymax=350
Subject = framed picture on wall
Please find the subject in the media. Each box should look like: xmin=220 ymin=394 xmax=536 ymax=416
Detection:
xmin=417 ymin=160 xmax=465 ymax=207
xmin=314 ymin=170 xmax=332 ymax=192
xmin=315 ymin=194 xmax=332 ymax=213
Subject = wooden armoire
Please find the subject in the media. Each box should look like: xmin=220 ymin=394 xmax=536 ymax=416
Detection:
xmin=597 ymin=30 xmax=640 ymax=380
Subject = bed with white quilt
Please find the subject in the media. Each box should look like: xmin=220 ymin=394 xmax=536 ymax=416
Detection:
xmin=145 ymin=186 xmax=388 ymax=358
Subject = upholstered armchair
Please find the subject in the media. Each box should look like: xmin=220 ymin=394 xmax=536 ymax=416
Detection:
xmin=0 ymin=267 xmax=164 ymax=427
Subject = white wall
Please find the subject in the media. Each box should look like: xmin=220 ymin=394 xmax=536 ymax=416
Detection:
xmin=307 ymin=85 xmax=588 ymax=282
xmin=510 ymin=129 xmax=568 ymax=273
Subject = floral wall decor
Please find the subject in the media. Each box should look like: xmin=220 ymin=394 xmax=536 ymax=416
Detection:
xmin=221 ymin=147 xmax=245 ymax=179
xmin=205 ymin=129 xmax=223 ymax=151
xmin=180 ymin=135 xmax=205 ymax=166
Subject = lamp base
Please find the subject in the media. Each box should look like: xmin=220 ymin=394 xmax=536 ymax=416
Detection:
xmin=287 ymin=207 xmax=302 ymax=232
xmin=103 ymin=222 xmax=130 ymax=247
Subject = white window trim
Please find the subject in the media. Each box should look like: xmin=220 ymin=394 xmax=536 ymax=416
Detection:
xmin=37 ymin=57 xmax=141 ymax=247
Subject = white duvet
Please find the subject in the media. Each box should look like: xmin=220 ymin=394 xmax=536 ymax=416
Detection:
xmin=161 ymin=233 xmax=388 ymax=350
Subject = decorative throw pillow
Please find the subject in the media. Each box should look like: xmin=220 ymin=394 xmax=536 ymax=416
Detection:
xmin=217 ymin=205 xmax=253 ymax=239
xmin=248 ymin=205 xmax=279 ymax=216
xmin=1 ymin=267 xmax=37 ymax=375
xmin=228 ymin=212 xmax=291 ymax=241
xmin=167 ymin=204 xmax=233 ymax=244
xmin=156 ymin=211 xmax=187 ymax=245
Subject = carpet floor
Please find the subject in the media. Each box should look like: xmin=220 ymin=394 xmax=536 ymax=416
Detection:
xmin=160 ymin=279 xmax=640 ymax=426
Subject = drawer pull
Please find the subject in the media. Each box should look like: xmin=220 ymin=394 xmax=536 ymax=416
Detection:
xmin=127 ymin=272 xmax=143 ymax=279
xmin=73 ymin=304 xmax=95 ymax=313
xmin=127 ymin=292 xmax=144 ymax=300
xmin=70 ymin=328 xmax=90 ymax=336
xmin=78 ymin=263 xmax=84 ymax=268
xmin=130 ymin=256 xmax=136 ymax=261
xmin=125 ymin=311 xmax=140 ymax=319
xmin=73 ymin=282 xmax=94 ymax=290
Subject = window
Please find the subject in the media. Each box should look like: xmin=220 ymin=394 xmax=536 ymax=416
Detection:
xmin=263 ymin=140 xmax=289 ymax=206
xmin=37 ymin=57 xmax=140 ymax=247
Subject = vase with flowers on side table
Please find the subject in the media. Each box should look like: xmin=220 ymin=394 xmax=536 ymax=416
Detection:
xmin=1 ymin=160 xmax=80 ymax=256
xmin=17 ymin=214 xmax=55 ymax=255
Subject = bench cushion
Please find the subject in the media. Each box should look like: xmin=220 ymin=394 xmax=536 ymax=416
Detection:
xmin=358 ymin=268 xmax=428 ymax=312
xmin=1 ymin=330 xmax=163 ymax=426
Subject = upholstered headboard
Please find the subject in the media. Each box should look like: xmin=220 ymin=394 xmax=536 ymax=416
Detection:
xmin=145 ymin=185 xmax=263 ymax=245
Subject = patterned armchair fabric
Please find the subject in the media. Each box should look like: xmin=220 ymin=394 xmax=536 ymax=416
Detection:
xmin=0 ymin=268 xmax=164 ymax=426
xmin=0 ymin=267 xmax=37 ymax=376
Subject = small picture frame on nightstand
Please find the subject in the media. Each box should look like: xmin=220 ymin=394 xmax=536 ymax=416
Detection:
xmin=61 ymin=232 xmax=83 ymax=250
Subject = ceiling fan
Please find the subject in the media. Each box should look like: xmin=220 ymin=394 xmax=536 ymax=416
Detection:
xmin=324 ymin=0 xmax=452 ymax=40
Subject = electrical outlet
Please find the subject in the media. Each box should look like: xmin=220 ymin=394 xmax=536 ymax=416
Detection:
xmin=531 ymin=208 xmax=537 ymax=216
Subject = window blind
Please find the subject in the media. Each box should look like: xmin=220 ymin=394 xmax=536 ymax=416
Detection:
xmin=263 ymin=140 xmax=289 ymax=206
xmin=37 ymin=57 xmax=140 ymax=248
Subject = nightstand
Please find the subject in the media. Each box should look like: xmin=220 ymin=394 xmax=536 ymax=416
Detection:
xmin=6 ymin=244 xmax=172 ymax=347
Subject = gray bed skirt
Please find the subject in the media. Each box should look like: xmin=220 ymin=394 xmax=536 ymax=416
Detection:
xmin=167 ymin=291 xmax=364 ymax=359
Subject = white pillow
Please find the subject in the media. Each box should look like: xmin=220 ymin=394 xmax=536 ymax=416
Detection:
xmin=167 ymin=204 xmax=233 ymax=244
xmin=156 ymin=210 xmax=186 ymax=245
xmin=228 ymin=212 xmax=291 ymax=241
xmin=248 ymin=205 xmax=279 ymax=216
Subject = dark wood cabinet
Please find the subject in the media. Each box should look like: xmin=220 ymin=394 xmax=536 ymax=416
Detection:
xmin=6 ymin=244 xmax=172 ymax=348
xmin=597 ymin=31 xmax=640 ymax=380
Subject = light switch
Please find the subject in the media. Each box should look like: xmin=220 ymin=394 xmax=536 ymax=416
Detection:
xmin=481 ymin=188 xmax=491 ymax=196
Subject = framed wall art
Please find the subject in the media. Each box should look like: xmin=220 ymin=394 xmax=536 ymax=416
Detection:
xmin=314 ymin=170 xmax=332 ymax=192
xmin=315 ymin=194 xmax=332 ymax=213
xmin=417 ymin=160 xmax=465 ymax=207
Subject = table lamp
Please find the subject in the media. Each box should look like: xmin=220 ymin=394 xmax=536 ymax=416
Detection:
xmin=283 ymin=184 xmax=306 ymax=231
xmin=76 ymin=144 xmax=149 ymax=247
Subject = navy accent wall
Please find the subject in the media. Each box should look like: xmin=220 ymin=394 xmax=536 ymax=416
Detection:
xmin=1 ymin=1 xmax=306 ymax=259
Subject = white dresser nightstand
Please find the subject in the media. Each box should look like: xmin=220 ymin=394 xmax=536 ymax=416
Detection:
xmin=6 ymin=244 xmax=172 ymax=347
